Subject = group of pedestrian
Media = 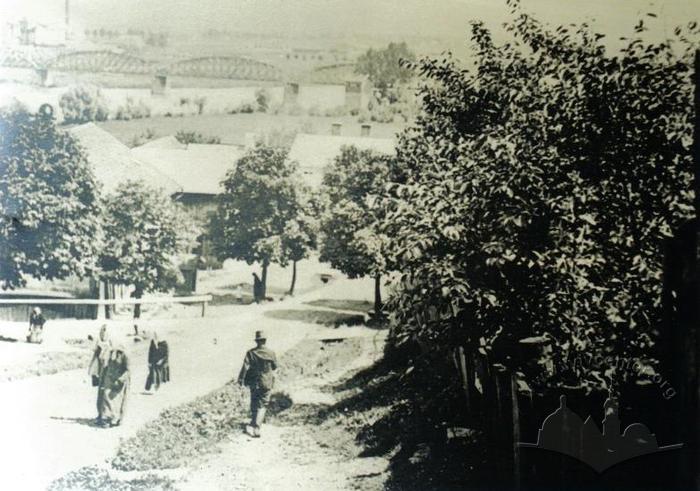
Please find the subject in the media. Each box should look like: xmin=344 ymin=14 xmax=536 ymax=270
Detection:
xmin=84 ymin=323 xmax=277 ymax=438
xmin=87 ymin=325 xmax=170 ymax=428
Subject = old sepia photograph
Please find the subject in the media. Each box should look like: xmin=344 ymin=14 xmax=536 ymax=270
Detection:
xmin=0 ymin=0 xmax=698 ymax=489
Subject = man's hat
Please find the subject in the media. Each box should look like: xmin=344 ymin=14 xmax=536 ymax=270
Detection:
xmin=255 ymin=330 xmax=266 ymax=341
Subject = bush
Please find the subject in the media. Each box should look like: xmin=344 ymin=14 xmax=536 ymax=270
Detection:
xmin=59 ymin=86 xmax=109 ymax=124
xmin=128 ymin=128 xmax=156 ymax=148
xmin=114 ymin=97 xmax=152 ymax=121
xmin=227 ymin=102 xmax=256 ymax=114
xmin=255 ymin=88 xmax=270 ymax=112
xmin=175 ymin=130 xmax=221 ymax=145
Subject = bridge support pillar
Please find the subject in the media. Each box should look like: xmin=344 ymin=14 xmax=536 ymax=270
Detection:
xmin=152 ymin=73 xmax=169 ymax=95
xmin=36 ymin=68 xmax=51 ymax=87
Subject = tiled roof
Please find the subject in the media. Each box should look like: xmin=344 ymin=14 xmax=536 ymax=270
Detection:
xmin=68 ymin=123 xmax=181 ymax=196
xmin=131 ymin=144 xmax=242 ymax=195
xmin=287 ymin=133 xmax=396 ymax=188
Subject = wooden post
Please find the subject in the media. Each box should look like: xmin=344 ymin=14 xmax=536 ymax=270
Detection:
xmin=511 ymin=372 xmax=521 ymax=490
xmin=457 ymin=346 xmax=471 ymax=413
xmin=201 ymin=301 xmax=208 ymax=317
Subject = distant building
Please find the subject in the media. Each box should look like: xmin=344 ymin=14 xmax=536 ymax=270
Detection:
xmin=130 ymin=143 xmax=242 ymax=220
xmin=68 ymin=123 xmax=180 ymax=196
xmin=287 ymin=128 xmax=396 ymax=188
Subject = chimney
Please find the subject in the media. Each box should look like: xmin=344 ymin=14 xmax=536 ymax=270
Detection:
xmin=361 ymin=124 xmax=371 ymax=137
xmin=331 ymin=122 xmax=342 ymax=136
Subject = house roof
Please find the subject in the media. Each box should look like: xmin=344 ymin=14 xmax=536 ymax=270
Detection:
xmin=287 ymin=133 xmax=396 ymax=188
xmin=68 ymin=123 xmax=181 ymax=196
xmin=131 ymin=144 xmax=242 ymax=195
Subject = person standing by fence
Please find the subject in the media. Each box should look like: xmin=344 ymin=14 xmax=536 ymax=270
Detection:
xmin=238 ymin=330 xmax=277 ymax=437
xmin=145 ymin=332 xmax=170 ymax=393
xmin=26 ymin=307 xmax=45 ymax=344
xmin=252 ymin=273 xmax=263 ymax=304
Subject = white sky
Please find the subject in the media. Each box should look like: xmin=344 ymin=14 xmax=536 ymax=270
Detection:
xmin=0 ymin=0 xmax=697 ymax=46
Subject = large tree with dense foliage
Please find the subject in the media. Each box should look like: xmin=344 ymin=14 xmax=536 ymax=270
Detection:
xmin=99 ymin=180 xmax=197 ymax=318
xmin=378 ymin=2 xmax=697 ymax=393
xmin=356 ymin=42 xmax=416 ymax=94
xmin=59 ymin=85 xmax=109 ymax=124
xmin=0 ymin=108 xmax=102 ymax=289
xmin=212 ymin=143 xmax=306 ymax=298
xmin=319 ymin=146 xmax=402 ymax=313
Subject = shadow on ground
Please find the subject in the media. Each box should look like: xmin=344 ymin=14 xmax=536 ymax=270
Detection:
xmin=304 ymin=299 xmax=373 ymax=313
xmin=264 ymin=309 xmax=365 ymax=326
xmin=50 ymin=416 xmax=103 ymax=428
xmin=0 ymin=335 xmax=18 ymax=343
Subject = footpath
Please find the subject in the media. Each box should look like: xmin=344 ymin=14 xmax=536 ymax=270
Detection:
xmin=0 ymin=276 xmax=378 ymax=491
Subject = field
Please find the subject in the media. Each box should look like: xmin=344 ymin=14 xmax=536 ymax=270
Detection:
xmin=98 ymin=113 xmax=404 ymax=146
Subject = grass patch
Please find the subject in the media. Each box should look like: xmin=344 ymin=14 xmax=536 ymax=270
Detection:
xmin=48 ymin=466 xmax=175 ymax=491
xmin=0 ymin=350 xmax=92 ymax=382
xmin=304 ymin=299 xmax=373 ymax=313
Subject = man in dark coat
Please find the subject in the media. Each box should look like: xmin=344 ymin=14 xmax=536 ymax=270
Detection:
xmin=238 ymin=330 xmax=277 ymax=437
xmin=252 ymin=273 xmax=263 ymax=304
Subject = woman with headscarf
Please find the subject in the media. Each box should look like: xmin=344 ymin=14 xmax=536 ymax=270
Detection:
xmin=88 ymin=325 xmax=111 ymax=389
xmin=145 ymin=332 xmax=170 ymax=392
xmin=27 ymin=307 xmax=45 ymax=344
xmin=97 ymin=344 xmax=130 ymax=427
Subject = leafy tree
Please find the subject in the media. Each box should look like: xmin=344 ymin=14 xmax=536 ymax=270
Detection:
xmin=212 ymin=143 xmax=303 ymax=298
xmin=99 ymin=180 xmax=197 ymax=318
xmin=319 ymin=146 xmax=402 ymax=313
xmin=0 ymin=108 xmax=102 ymax=289
xmin=378 ymin=1 xmax=697 ymax=393
xmin=356 ymin=42 xmax=416 ymax=94
xmin=59 ymin=86 xmax=109 ymax=124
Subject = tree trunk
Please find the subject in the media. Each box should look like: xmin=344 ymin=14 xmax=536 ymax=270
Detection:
xmin=261 ymin=262 xmax=268 ymax=300
xmin=374 ymin=274 xmax=383 ymax=313
xmin=288 ymin=260 xmax=298 ymax=296
xmin=133 ymin=285 xmax=143 ymax=319
xmin=104 ymin=281 xmax=112 ymax=319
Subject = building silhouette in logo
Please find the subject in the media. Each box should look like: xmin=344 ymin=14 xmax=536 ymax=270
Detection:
xmin=519 ymin=395 xmax=682 ymax=472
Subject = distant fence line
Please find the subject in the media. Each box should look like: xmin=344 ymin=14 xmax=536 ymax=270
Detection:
xmin=0 ymin=295 xmax=211 ymax=305
xmin=0 ymin=294 xmax=212 ymax=321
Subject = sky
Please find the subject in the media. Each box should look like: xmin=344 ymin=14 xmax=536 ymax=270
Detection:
xmin=0 ymin=0 xmax=697 ymax=49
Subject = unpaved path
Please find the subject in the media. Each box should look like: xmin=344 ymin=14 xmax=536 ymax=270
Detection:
xmin=179 ymin=332 xmax=389 ymax=491
xmin=0 ymin=276 xmax=376 ymax=491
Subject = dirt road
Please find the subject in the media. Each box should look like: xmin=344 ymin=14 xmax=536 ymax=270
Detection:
xmin=179 ymin=332 xmax=388 ymax=491
xmin=0 ymin=275 xmax=377 ymax=491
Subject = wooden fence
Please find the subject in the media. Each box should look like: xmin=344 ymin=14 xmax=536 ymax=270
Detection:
xmin=0 ymin=295 xmax=212 ymax=321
